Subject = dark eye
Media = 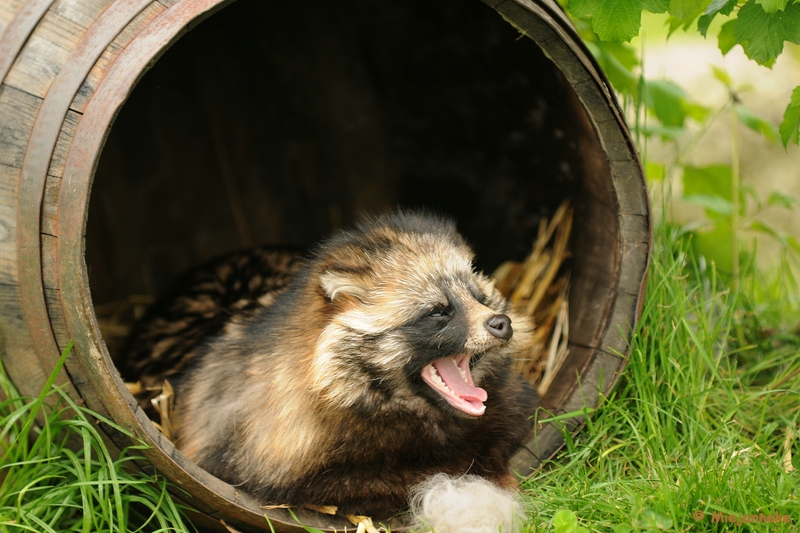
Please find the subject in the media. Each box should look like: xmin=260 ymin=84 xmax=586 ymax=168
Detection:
xmin=428 ymin=305 xmax=452 ymax=318
xmin=469 ymin=284 xmax=489 ymax=305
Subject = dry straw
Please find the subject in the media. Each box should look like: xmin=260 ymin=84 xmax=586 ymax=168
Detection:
xmin=492 ymin=200 xmax=572 ymax=396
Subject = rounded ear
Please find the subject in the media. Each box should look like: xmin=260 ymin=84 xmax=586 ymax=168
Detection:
xmin=319 ymin=269 xmax=372 ymax=303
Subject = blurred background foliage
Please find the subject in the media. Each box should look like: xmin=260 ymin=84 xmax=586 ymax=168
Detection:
xmin=562 ymin=0 xmax=800 ymax=291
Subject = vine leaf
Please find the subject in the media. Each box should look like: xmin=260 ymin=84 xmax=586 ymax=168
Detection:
xmin=718 ymin=20 xmax=738 ymax=54
xmin=755 ymin=0 xmax=790 ymax=14
xmin=734 ymin=0 xmax=800 ymax=65
xmin=670 ymin=0 xmax=712 ymax=23
xmin=683 ymin=164 xmax=733 ymax=202
xmin=767 ymin=191 xmax=798 ymax=209
xmin=698 ymin=0 xmax=737 ymax=37
xmin=736 ymin=105 xmax=780 ymax=144
xmin=641 ymin=0 xmax=670 ymax=12
xmin=780 ymin=85 xmax=800 ymax=147
xmin=568 ymin=0 xmax=644 ymax=42
xmin=684 ymin=194 xmax=734 ymax=216
xmin=592 ymin=41 xmax=640 ymax=95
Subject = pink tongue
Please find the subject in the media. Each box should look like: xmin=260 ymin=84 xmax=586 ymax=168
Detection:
xmin=432 ymin=358 xmax=487 ymax=402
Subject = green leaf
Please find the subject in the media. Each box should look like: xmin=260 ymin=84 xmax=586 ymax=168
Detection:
xmin=736 ymin=105 xmax=780 ymax=143
xmin=614 ymin=525 xmax=632 ymax=533
xmin=782 ymin=4 xmax=800 ymax=44
xmin=644 ymin=80 xmax=690 ymax=127
xmin=740 ymin=182 xmax=761 ymax=211
xmin=638 ymin=124 xmax=686 ymax=140
xmin=666 ymin=14 xmax=686 ymax=35
xmin=645 ymin=161 xmax=666 ymax=182
xmin=684 ymin=194 xmax=734 ymax=215
xmin=703 ymin=0 xmax=736 ymax=15
xmin=684 ymin=101 xmax=710 ymax=122
xmin=718 ymin=19 xmax=738 ymax=54
xmin=767 ymin=190 xmax=798 ymax=208
xmin=682 ymin=164 xmax=733 ymax=201
xmin=568 ymin=0 xmax=595 ymax=18
xmin=594 ymin=41 xmax=640 ymax=95
xmin=700 ymin=0 xmax=738 ymax=34
xmin=756 ymin=0 xmax=790 ymax=13
xmin=643 ymin=0 xmax=670 ymax=12
xmin=734 ymin=0 xmax=800 ymax=65
xmin=780 ymin=85 xmax=800 ymax=147
xmin=633 ymin=508 xmax=674 ymax=531
xmin=749 ymin=220 xmax=790 ymax=246
xmin=711 ymin=65 xmax=733 ymax=88
xmin=553 ymin=510 xmax=579 ymax=533
xmin=789 ymin=236 xmax=800 ymax=255
xmin=592 ymin=0 xmax=644 ymax=42
xmin=692 ymin=224 xmax=734 ymax=272
xmin=670 ymin=0 xmax=712 ymax=22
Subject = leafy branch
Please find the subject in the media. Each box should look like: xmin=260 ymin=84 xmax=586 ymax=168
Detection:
xmin=565 ymin=0 xmax=800 ymax=147
xmin=568 ymin=7 xmax=800 ymax=290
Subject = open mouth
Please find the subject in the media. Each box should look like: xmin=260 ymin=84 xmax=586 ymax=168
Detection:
xmin=420 ymin=354 xmax=487 ymax=416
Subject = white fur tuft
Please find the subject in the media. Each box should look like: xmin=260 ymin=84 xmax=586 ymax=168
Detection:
xmin=409 ymin=474 xmax=525 ymax=533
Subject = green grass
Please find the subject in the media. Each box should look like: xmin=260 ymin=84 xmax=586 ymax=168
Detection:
xmin=0 ymin=344 xmax=192 ymax=533
xmin=520 ymin=221 xmax=800 ymax=532
xmin=1 ymin=220 xmax=798 ymax=532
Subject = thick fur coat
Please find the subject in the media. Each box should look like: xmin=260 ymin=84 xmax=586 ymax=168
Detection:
xmin=122 ymin=211 xmax=538 ymax=524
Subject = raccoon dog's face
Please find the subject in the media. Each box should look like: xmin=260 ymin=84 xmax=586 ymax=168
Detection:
xmin=308 ymin=212 xmax=530 ymax=418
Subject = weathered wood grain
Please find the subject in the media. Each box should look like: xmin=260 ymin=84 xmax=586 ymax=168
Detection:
xmin=43 ymin=286 xmax=69 ymax=349
xmin=72 ymin=2 xmax=167 ymax=113
xmin=613 ymin=160 xmax=650 ymax=216
xmin=41 ymin=174 xmax=60 ymax=236
xmin=0 ymin=164 xmax=20 ymax=286
xmin=598 ymin=290 xmax=640 ymax=357
xmin=0 ymin=0 xmax=26 ymax=31
xmin=568 ymin=274 xmax=616 ymax=349
xmin=50 ymin=0 xmax=114 ymax=31
xmin=3 ymin=10 xmax=87 ymax=98
xmin=48 ymin=109 xmax=79 ymax=179
xmin=539 ymin=345 xmax=597 ymax=412
xmin=157 ymin=0 xmax=183 ymax=8
xmin=0 ymin=0 xmax=52 ymax=83
xmin=0 ymin=84 xmax=41 ymax=168
xmin=41 ymin=233 xmax=58 ymax=289
xmin=15 ymin=0 xmax=160 ymax=428
xmin=571 ymin=196 xmax=620 ymax=285
xmin=0 ymin=281 xmax=79 ymax=399
xmin=0 ymin=283 xmax=48 ymax=400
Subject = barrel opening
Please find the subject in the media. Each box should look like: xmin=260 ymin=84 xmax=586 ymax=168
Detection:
xmin=79 ymin=0 xmax=630 ymax=530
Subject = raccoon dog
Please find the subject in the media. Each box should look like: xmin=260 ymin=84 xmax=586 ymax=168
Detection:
xmin=124 ymin=211 xmax=537 ymax=527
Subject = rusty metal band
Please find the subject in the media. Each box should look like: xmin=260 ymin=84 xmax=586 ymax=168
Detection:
xmin=54 ymin=0 xmax=281 ymax=530
xmin=16 ymin=0 xmax=154 ymax=397
xmin=0 ymin=0 xmax=56 ymax=84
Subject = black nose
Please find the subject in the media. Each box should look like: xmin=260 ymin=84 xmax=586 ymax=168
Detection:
xmin=485 ymin=314 xmax=513 ymax=341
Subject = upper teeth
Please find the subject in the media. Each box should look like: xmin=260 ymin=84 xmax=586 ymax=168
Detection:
xmin=428 ymin=366 xmax=448 ymax=389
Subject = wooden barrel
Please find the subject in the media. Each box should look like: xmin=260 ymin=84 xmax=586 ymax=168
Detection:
xmin=0 ymin=0 xmax=651 ymax=531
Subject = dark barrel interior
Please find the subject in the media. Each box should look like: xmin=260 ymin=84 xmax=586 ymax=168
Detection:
xmin=87 ymin=0 xmax=590 ymax=312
